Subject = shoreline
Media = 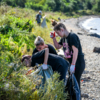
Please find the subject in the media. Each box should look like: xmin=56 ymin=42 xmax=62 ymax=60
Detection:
xmin=63 ymin=15 xmax=100 ymax=35
xmin=63 ymin=15 xmax=100 ymax=100
xmin=77 ymin=15 xmax=100 ymax=35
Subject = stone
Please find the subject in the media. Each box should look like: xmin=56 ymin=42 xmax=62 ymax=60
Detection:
xmin=93 ymin=47 xmax=100 ymax=53
xmin=81 ymin=93 xmax=89 ymax=98
xmin=87 ymin=33 xmax=100 ymax=38
xmin=77 ymin=32 xmax=83 ymax=35
xmin=90 ymin=28 xmax=97 ymax=30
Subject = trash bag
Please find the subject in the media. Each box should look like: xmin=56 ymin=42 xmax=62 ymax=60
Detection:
xmin=30 ymin=64 xmax=53 ymax=86
xmin=41 ymin=16 xmax=47 ymax=28
xmin=65 ymin=74 xmax=81 ymax=100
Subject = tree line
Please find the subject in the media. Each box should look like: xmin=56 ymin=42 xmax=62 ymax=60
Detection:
xmin=0 ymin=0 xmax=100 ymax=13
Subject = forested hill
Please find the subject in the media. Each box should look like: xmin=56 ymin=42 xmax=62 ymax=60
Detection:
xmin=1 ymin=0 xmax=100 ymax=12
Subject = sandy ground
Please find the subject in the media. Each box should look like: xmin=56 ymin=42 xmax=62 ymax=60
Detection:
xmin=62 ymin=16 xmax=100 ymax=100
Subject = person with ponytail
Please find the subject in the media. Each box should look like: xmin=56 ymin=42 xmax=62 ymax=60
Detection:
xmin=50 ymin=23 xmax=85 ymax=95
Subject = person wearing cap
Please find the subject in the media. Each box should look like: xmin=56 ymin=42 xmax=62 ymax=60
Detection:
xmin=32 ymin=36 xmax=57 ymax=55
xmin=22 ymin=48 xmax=69 ymax=82
xmin=36 ymin=10 xmax=42 ymax=25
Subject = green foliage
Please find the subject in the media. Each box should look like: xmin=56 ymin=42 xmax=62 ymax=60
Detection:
xmin=3 ymin=0 xmax=26 ymax=7
xmin=39 ymin=73 xmax=67 ymax=100
xmin=0 ymin=53 xmax=67 ymax=100
xmin=16 ymin=20 xmax=34 ymax=32
xmin=39 ymin=0 xmax=46 ymax=5
xmin=68 ymin=0 xmax=79 ymax=12
xmin=30 ymin=4 xmax=43 ymax=10
xmin=1 ymin=0 xmax=100 ymax=13
xmin=0 ymin=24 xmax=13 ymax=35
xmin=92 ymin=0 xmax=100 ymax=12
xmin=46 ymin=0 xmax=56 ymax=11
xmin=0 ymin=5 xmax=69 ymax=100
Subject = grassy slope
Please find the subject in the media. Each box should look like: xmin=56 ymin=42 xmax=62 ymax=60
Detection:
xmin=0 ymin=5 xmax=68 ymax=53
xmin=0 ymin=5 xmax=68 ymax=100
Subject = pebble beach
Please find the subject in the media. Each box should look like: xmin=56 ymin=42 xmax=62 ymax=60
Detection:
xmin=62 ymin=16 xmax=100 ymax=100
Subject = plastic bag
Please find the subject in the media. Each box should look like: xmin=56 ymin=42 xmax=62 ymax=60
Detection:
xmin=41 ymin=16 xmax=47 ymax=28
xmin=26 ymin=64 xmax=53 ymax=86
xmin=65 ymin=74 xmax=81 ymax=100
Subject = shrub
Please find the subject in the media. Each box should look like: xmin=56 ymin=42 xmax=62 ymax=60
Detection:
xmin=0 ymin=25 xmax=13 ymax=35
xmin=15 ymin=20 xmax=34 ymax=32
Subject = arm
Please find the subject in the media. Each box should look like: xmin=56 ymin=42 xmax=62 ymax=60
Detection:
xmin=40 ymin=48 xmax=49 ymax=70
xmin=43 ymin=48 xmax=49 ymax=64
xmin=71 ymin=45 xmax=78 ymax=65
xmin=70 ymin=45 xmax=78 ymax=74
xmin=53 ymin=38 xmax=62 ymax=49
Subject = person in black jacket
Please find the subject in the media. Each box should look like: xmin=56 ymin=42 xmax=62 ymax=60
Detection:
xmin=22 ymin=48 xmax=69 ymax=82
xmin=32 ymin=36 xmax=57 ymax=55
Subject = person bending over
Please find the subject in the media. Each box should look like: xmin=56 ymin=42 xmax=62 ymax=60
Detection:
xmin=32 ymin=36 xmax=57 ymax=55
xmin=22 ymin=48 xmax=69 ymax=82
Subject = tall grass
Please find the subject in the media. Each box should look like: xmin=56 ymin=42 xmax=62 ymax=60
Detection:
xmin=0 ymin=5 xmax=68 ymax=100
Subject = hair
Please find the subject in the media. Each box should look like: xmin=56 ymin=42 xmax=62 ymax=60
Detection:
xmin=51 ymin=20 xmax=57 ymax=27
xmin=34 ymin=36 xmax=44 ymax=46
xmin=53 ymin=23 xmax=66 ymax=31
xmin=21 ymin=55 xmax=31 ymax=62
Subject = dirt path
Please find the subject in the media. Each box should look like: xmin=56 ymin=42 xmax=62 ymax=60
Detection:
xmin=62 ymin=16 xmax=100 ymax=100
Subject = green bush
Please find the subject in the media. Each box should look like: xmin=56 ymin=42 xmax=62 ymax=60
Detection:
xmin=15 ymin=20 xmax=34 ymax=32
xmin=4 ymin=0 xmax=26 ymax=7
xmin=38 ymin=73 xmax=67 ymax=100
xmin=46 ymin=0 xmax=56 ymax=11
xmin=0 ymin=53 xmax=67 ymax=100
xmin=0 ymin=25 xmax=13 ymax=35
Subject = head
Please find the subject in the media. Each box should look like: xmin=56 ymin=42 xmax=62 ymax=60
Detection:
xmin=53 ymin=23 xmax=67 ymax=37
xmin=39 ymin=10 xmax=42 ymax=15
xmin=21 ymin=55 xmax=31 ymax=67
xmin=34 ymin=36 xmax=45 ymax=51
xmin=51 ymin=20 xmax=57 ymax=27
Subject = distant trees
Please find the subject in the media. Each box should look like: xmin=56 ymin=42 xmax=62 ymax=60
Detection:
xmin=93 ymin=0 xmax=100 ymax=12
xmin=2 ymin=0 xmax=26 ymax=7
xmin=46 ymin=0 xmax=56 ymax=11
xmin=1 ymin=0 xmax=100 ymax=12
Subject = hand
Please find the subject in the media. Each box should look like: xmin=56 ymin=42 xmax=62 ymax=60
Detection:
xmin=70 ymin=65 xmax=75 ymax=74
xmin=41 ymin=64 xmax=48 ymax=70
xmin=50 ymin=32 xmax=55 ymax=38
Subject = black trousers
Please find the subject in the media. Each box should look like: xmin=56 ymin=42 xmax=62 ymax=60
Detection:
xmin=68 ymin=55 xmax=85 ymax=88
xmin=67 ymin=55 xmax=85 ymax=100
xmin=74 ymin=55 xmax=85 ymax=88
xmin=57 ymin=62 xmax=69 ymax=82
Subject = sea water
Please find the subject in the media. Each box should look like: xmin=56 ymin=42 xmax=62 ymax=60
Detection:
xmin=82 ymin=17 xmax=100 ymax=35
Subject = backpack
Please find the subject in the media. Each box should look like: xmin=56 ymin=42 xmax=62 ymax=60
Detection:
xmin=36 ymin=14 xmax=39 ymax=20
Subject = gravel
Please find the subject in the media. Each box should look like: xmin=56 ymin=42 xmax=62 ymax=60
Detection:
xmin=62 ymin=16 xmax=100 ymax=100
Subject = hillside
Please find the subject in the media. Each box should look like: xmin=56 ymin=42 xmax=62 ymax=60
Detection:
xmin=0 ymin=4 xmax=68 ymax=100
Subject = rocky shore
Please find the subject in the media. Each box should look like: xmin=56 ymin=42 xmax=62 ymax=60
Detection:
xmin=63 ymin=16 xmax=100 ymax=100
